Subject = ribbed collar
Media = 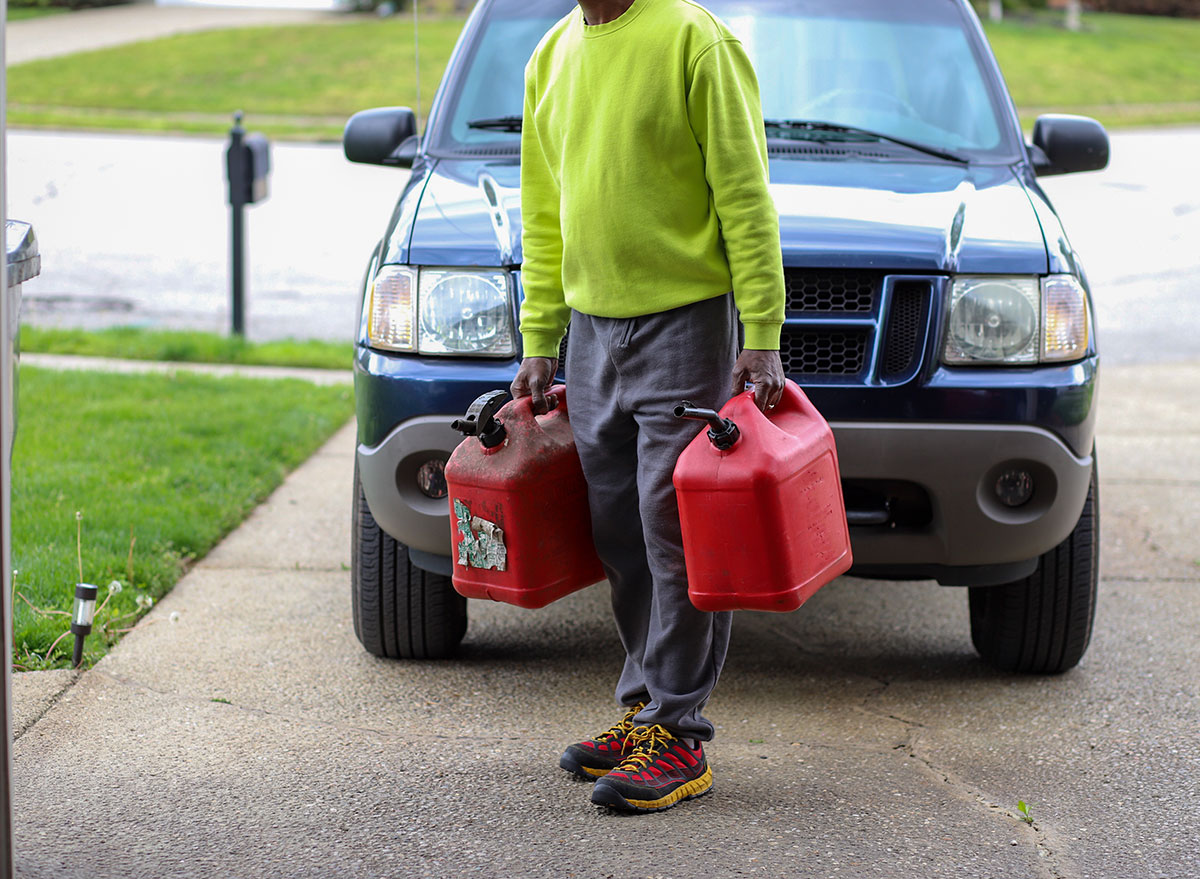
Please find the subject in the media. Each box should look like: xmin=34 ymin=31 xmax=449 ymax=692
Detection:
xmin=578 ymin=0 xmax=653 ymax=38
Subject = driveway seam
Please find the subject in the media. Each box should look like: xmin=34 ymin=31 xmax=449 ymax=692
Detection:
xmin=13 ymin=671 xmax=80 ymax=742
xmin=857 ymin=699 xmax=1075 ymax=879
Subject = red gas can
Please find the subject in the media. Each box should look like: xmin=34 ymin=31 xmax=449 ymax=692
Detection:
xmin=444 ymin=386 xmax=605 ymax=608
xmin=673 ymin=379 xmax=852 ymax=612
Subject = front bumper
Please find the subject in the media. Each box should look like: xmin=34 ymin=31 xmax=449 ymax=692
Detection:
xmin=831 ymin=421 xmax=1093 ymax=578
xmin=358 ymin=415 xmax=1094 ymax=581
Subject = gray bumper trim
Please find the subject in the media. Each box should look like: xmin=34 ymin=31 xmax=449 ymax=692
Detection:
xmin=831 ymin=421 xmax=1093 ymax=568
xmin=357 ymin=415 xmax=461 ymax=556
xmin=360 ymin=416 xmax=1094 ymax=571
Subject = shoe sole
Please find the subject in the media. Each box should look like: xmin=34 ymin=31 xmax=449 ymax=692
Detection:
xmin=591 ymin=767 xmax=714 ymax=813
xmin=559 ymin=752 xmax=611 ymax=781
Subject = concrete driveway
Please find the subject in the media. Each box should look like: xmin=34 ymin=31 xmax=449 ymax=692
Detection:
xmin=10 ymin=353 xmax=1200 ymax=878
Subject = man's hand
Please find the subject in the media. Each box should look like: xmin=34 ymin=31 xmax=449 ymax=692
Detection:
xmin=732 ymin=349 xmax=784 ymax=412
xmin=510 ymin=356 xmax=559 ymax=414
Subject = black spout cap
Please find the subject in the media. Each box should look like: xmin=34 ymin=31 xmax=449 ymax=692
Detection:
xmin=673 ymin=400 xmax=740 ymax=450
xmin=453 ymin=390 xmax=509 ymax=448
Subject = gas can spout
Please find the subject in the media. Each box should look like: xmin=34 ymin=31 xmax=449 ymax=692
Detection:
xmin=673 ymin=401 xmax=740 ymax=450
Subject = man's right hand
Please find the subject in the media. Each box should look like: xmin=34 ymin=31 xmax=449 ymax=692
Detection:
xmin=510 ymin=356 xmax=559 ymax=414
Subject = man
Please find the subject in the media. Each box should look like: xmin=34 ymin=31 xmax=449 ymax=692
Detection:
xmin=511 ymin=0 xmax=785 ymax=813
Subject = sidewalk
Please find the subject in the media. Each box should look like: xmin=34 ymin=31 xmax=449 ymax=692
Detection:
xmin=9 ymin=359 xmax=1200 ymax=878
xmin=6 ymin=4 xmax=341 ymax=67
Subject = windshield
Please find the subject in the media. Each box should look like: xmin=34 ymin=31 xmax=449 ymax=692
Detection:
xmin=430 ymin=0 xmax=1015 ymax=160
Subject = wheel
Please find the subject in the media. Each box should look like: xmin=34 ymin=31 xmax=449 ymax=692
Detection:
xmin=351 ymin=460 xmax=467 ymax=659
xmin=968 ymin=461 xmax=1099 ymax=674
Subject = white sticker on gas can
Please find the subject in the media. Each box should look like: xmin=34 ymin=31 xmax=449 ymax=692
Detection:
xmin=454 ymin=499 xmax=507 ymax=571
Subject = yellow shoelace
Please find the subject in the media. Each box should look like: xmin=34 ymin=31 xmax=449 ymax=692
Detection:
xmin=613 ymin=724 xmax=675 ymax=772
xmin=594 ymin=702 xmax=646 ymax=742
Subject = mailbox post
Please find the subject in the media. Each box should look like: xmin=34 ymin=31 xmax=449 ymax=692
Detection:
xmin=225 ymin=111 xmax=271 ymax=337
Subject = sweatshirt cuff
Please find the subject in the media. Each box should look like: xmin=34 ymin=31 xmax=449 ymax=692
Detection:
xmin=520 ymin=330 xmax=565 ymax=360
xmin=742 ymin=321 xmax=782 ymax=351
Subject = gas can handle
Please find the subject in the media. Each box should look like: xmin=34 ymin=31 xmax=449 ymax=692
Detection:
xmin=508 ymin=384 xmax=565 ymax=422
xmin=452 ymin=390 xmax=509 ymax=448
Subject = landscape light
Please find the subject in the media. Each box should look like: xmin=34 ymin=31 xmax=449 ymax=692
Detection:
xmin=71 ymin=583 xmax=98 ymax=669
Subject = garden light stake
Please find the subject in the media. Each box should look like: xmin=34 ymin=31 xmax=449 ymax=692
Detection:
xmin=70 ymin=583 xmax=98 ymax=669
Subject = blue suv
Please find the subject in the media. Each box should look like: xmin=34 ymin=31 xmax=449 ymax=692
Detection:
xmin=344 ymin=0 xmax=1109 ymax=672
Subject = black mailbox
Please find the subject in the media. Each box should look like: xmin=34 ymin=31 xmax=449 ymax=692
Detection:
xmin=225 ymin=117 xmax=271 ymax=207
xmin=225 ymin=112 xmax=270 ymax=335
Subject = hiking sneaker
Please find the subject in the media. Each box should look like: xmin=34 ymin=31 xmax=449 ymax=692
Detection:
xmin=559 ymin=702 xmax=647 ymax=780
xmin=590 ymin=724 xmax=713 ymax=813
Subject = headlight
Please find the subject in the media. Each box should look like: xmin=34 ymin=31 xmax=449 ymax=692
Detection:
xmin=943 ymin=275 xmax=1090 ymax=366
xmin=944 ymin=277 xmax=1040 ymax=364
xmin=417 ymin=269 xmax=514 ymax=356
xmin=364 ymin=267 xmax=515 ymax=357
xmin=366 ymin=265 xmax=417 ymax=352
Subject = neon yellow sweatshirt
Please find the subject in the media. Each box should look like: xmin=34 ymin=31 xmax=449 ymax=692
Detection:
xmin=518 ymin=0 xmax=785 ymax=359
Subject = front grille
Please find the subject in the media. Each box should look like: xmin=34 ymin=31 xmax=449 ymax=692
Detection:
xmin=881 ymin=282 xmax=927 ymax=379
xmin=780 ymin=328 xmax=869 ymax=377
xmin=548 ymin=275 xmax=929 ymax=383
xmin=785 ymin=270 xmax=877 ymax=313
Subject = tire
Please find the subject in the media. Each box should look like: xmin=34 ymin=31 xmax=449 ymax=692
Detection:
xmin=968 ymin=460 xmax=1099 ymax=674
xmin=351 ymin=461 xmax=467 ymax=659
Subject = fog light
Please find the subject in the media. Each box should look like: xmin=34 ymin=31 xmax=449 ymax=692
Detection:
xmin=416 ymin=459 xmax=448 ymax=499
xmin=995 ymin=469 xmax=1034 ymax=507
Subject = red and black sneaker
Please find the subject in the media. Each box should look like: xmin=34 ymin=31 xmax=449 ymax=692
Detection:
xmin=559 ymin=702 xmax=646 ymax=780
xmin=590 ymin=724 xmax=713 ymax=813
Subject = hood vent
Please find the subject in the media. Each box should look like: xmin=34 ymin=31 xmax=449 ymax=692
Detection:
xmin=768 ymin=142 xmax=893 ymax=160
xmin=453 ymin=145 xmax=520 ymax=157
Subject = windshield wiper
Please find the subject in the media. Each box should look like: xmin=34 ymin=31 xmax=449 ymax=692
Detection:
xmin=764 ymin=119 xmax=968 ymax=164
xmin=467 ymin=115 xmax=523 ymax=132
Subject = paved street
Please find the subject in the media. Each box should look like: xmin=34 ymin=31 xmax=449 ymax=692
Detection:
xmin=9 ymin=130 xmax=391 ymax=342
xmin=9 ymin=128 xmax=1200 ymax=363
xmin=10 ymin=356 xmax=1200 ymax=878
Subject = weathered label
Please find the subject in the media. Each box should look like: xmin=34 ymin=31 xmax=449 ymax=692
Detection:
xmin=454 ymin=499 xmax=507 ymax=571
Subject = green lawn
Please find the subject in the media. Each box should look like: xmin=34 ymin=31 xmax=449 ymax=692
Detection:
xmin=987 ymin=12 xmax=1200 ymax=129
xmin=15 ymin=9 xmax=1200 ymax=138
xmin=11 ymin=9 xmax=1199 ymax=139
xmin=21 ymin=325 xmax=354 ymax=371
xmin=7 ymin=15 xmax=466 ymax=140
xmin=11 ymin=367 xmax=354 ymax=670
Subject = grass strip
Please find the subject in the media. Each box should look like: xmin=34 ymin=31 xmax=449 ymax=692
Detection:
xmin=8 ymin=7 xmax=69 ymax=20
xmin=20 ymin=325 xmax=354 ymax=371
xmin=10 ymin=366 xmax=354 ymax=670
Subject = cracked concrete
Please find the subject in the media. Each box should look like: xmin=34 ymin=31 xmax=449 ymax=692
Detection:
xmin=10 ymin=360 xmax=1200 ymax=877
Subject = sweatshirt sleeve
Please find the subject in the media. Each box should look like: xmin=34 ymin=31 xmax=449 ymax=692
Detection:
xmin=518 ymin=58 xmax=571 ymax=359
xmin=687 ymin=38 xmax=785 ymax=351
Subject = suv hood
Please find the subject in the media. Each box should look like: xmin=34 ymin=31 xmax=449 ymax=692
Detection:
xmin=402 ymin=158 xmax=1049 ymax=275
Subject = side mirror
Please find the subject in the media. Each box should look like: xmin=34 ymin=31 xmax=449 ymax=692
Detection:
xmin=1029 ymin=114 xmax=1109 ymax=177
xmin=343 ymin=107 xmax=418 ymax=167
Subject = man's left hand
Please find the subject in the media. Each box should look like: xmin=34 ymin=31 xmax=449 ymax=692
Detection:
xmin=732 ymin=349 xmax=785 ymax=411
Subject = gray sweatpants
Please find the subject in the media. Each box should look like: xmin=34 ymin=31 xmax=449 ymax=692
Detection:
xmin=565 ymin=293 xmax=738 ymax=742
